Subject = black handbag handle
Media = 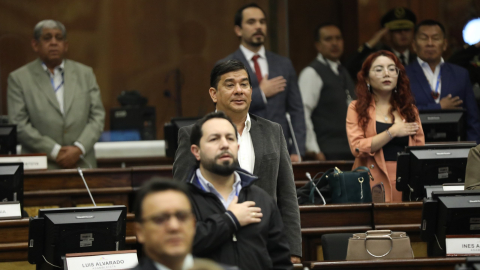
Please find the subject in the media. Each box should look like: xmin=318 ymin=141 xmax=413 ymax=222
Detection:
xmin=352 ymin=166 xmax=375 ymax=181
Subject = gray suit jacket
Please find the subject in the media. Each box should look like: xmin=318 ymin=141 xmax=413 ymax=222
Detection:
xmin=7 ymin=58 xmax=105 ymax=169
xmin=217 ymin=49 xmax=306 ymax=156
xmin=173 ymin=114 xmax=302 ymax=257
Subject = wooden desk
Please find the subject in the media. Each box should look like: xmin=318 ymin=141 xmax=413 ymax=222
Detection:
xmin=304 ymin=257 xmax=465 ymax=270
xmin=373 ymin=202 xmax=423 ymax=240
xmin=24 ymin=168 xmax=133 ymax=210
xmin=97 ymin=156 xmax=174 ymax=168
xmin=300 ymin=204 xmax=373 ymax=261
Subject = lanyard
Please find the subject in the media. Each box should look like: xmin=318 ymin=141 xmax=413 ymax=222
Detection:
xmin=432 ymin=70 xmax=441 ymax=95
xmin=49 ymin=71 xmax=64 ymax=93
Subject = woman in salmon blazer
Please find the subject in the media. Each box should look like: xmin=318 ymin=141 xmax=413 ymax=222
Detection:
xmin=346 ymin=50 xmax=425 ymax=202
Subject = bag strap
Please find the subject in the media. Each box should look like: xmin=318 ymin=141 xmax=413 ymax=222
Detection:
xmin=308 ymin=168 xmax=335 ymax=203
xmin=352 ymin=166 xmax=375 ymax=181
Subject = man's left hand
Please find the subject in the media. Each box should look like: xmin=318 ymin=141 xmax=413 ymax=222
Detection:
xmin=56 ymin=146 xmax=82 ymax=168
xmin=290 ymin=154 xmax=300 ymax=163
xmin=291 ymin=255 xmax=301 ymax=264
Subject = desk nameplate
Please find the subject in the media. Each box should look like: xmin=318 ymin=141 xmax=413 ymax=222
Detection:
xmin=446 ymin=235 xmax=480 ymax=256
xmin=65 ymin=250 xmax=138 ymax=270
xmin=0 ymin=202 xmax=21 ymax=220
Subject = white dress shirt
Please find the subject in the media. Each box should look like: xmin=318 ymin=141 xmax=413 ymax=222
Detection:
xmin=153 ymin=254 xmax=194 ymax=270
xmin=298 ymin=53 xmax=341 ymax=154
xmin=237 ymin=113 xmax=255 ymax=173
xmin=239 ymin=44 xmax=268 ymax=103
xmin=417 ymin=57 xmax=445 ymax=103
xmin=196 ymin=169 xmax=242 ymax=209
xmin=392 ymin=49 xmax=411 ymax=66
xmin=42 ymin=61 xmax=86 ymax=159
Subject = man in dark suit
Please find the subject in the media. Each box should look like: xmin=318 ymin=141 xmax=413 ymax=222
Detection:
xmin=217 ymin=3 xmax=305 ymax=162
xmin=346 ymin=7 xmax=417 ymax=80
xmin=173 ymin=60 xmax=302 ymax=263
xmin=133 ymin=179 xmax=227 ymax=270
xmin=406 ymin=20 xmax=480 ymax=143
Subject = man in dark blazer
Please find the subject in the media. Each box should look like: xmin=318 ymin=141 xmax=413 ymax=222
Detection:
xmin=173 ymin=60 xmax=302 ymax=263
xmin=217 ymin=3 xmax=305 ymax=162
xmin=406 ymin=20 xmax=480 ymax=143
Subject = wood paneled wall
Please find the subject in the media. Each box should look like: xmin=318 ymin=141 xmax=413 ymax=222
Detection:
xmin=0 ymin=0 xmax=279 ymax=139
xmin=1 ymin=0 xmax=479 ymax=139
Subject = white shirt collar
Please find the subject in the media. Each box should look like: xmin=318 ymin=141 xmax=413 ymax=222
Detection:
xmin=417 ymin=56 xmax=444 ymax=70
xmin=244 ymin=113 xmax=252 ymax=132
xmin=240 ymin=44 xmax=266 ymax=61
xmin=316 ymin=53 xmax=340 ymax=70
xmin=153 ymin=254 xmax=194 ymax=270
xmin=41 ymin=60 xmax=65 ymax=74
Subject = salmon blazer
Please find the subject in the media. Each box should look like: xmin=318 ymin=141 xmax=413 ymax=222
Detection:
xmin=346 ymin=99 xmax=425 ymax=193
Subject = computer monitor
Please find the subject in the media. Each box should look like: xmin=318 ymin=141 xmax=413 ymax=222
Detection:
xmin=396 ymin=143 xmax=475 ymax=201
xmin=421 ymin=190 xmax=480 ymax=256
xmin=0 ymin=162 xmax=23 ymax=216
xmin=110 ymin=106 xmax=156 ymax=140
xmin=0 ymin=124 xmax=16 ymax=155
xmin=419 ymin=109 xmax=466 ymax=142
xmin=164 ymin=117 xmax=201 ymax=157
xmin=28 ymin=205 xmax=127 ymax=270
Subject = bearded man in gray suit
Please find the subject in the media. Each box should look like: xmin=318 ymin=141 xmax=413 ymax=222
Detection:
xmin=7 ymin=20 xmax=105 ymax=169
xmin=173 ymin=60 xmax=302 ymax=263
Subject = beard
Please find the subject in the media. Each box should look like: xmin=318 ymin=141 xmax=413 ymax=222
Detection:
xmin=201 ymin=151 xmax=239 ymax=176
xmin=245 ymin=32 xmax=265 ymax=47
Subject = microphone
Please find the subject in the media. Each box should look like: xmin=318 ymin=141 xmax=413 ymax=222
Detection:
xmin=77 ymin=167 xmax=96 ymax=206
xmin=285 ymin=113 xmax=302 ymax=162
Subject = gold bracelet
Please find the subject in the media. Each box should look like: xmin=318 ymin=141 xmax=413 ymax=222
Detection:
xmin=386 ymin=129 xmax=393 ymax=139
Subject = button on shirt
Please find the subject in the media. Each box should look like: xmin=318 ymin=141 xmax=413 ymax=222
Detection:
xmin=153 ymin=254 xmax=194 ymax=270
xmin=239 ymin=44 xmax=268 ymax=103
xmin=42 ymin=61 xmax=86 ymax=159
xmin=196 ymin=169 xmax=242 ymax=209
xmin=418 ymin=57 xmax=444 ymax=103
xmin=237 ymin=113 xmax=255 ymax=173
xmin=298 ymin=53 xmax=341 ymax=154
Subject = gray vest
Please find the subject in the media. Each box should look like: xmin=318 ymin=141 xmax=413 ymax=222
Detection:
xmin=309 ymin=59 xmax=356 ymax=160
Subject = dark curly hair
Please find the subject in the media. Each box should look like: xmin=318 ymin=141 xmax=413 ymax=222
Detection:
xmin=355 ymin=50 xmax=416 ymax=131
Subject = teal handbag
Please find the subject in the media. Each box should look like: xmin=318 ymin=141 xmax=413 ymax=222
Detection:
xmin=309 ymin=166 xmax=374 ymax=204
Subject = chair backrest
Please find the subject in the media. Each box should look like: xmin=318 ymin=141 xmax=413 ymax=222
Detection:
xmin=321 ymin=233 xmax=353 ymax=260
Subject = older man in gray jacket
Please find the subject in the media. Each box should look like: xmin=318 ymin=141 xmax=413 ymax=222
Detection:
xmin=173 ymin=60 xmax=302 ymax=262
xmin=7 ymin=20 xmax=105 ymax=169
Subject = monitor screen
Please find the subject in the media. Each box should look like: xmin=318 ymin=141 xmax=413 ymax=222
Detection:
xmin=0 ymin=162 xmax=23 ymax=215
xmin=164 ymin=117 xmax=201 ymax=157
xmin=28 ymin=205 xmax=127 ymax=270
xmin=419 ymin=109 xmax=466 ymax=142
xmin=396 ymin=143 xmax=475 ymax=201
xmin=421 ymin=191 xmax=480 ymax=256
xmin=0 ymin=124 xmax=16 ymax=155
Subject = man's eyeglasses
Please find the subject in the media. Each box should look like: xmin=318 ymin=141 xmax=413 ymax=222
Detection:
xmin=370 ymin=66 xmax=400 ymax=77
xmin=141 ymin=211 xmax=193 ymax=226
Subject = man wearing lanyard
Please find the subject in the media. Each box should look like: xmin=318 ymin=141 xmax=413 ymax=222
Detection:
xmin=185 ymin=111 xmax=292 ymax=270
xmin=406 ymin=20 xmax=480 ymax=142
xmin=7 ymin=20 xmax=105 ymax=169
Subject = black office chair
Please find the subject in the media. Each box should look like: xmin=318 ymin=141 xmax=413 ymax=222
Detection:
xmin=321 ymin=233 xmax=354 ymax=260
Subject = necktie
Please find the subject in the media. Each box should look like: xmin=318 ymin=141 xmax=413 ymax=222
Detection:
xmin=399 ymin=54 xmax=406 ymax=66
xmin=252 ymin=55 xmax=262 ymax=83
